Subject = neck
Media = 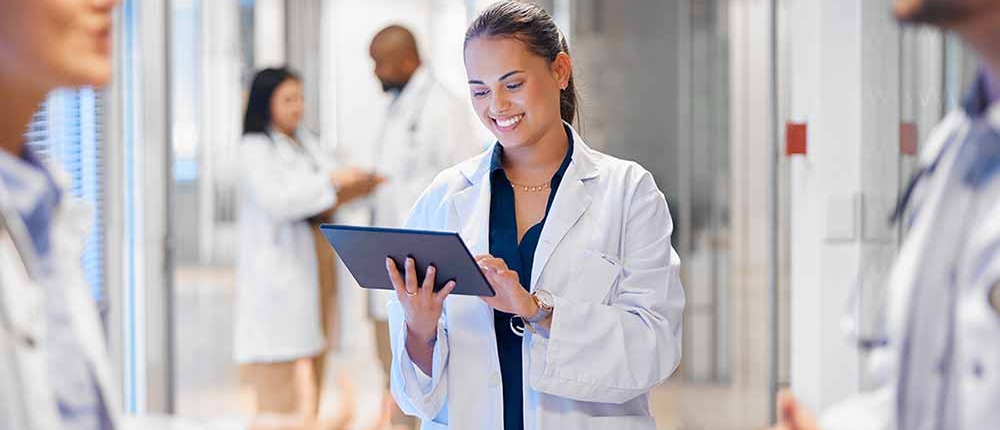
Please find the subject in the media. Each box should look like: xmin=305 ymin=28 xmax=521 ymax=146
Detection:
xmin=502 ymin=122 xmax=569 ymax=182
xmin=273 ymin=125 xmax=296 ymax=139
xmin=958 ymin=14 xmax=1000 ymax=87
xmin=0 ymin=70 xmax=47 ymax=157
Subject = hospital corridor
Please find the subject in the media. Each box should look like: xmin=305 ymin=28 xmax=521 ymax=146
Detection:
xmin=1 ymin=0 xmax=998 ymax=429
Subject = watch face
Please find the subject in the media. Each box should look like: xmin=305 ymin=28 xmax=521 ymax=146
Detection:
xmin=535 ymin=290 xmax=554 ymax=310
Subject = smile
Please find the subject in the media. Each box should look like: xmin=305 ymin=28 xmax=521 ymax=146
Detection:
xmin=492 ymin=114 xmax=524 ymax=130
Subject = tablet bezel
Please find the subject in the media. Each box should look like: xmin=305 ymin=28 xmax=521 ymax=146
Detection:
xmin=319 ymin=224 xmax=496 ymax=297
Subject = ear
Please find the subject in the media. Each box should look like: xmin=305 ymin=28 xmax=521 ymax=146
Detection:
xmin=551 ymin=52 xmax=573 ymax=89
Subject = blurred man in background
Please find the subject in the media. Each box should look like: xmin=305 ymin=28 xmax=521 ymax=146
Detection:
xmin=773 ymin=1 xmax=1000 ymax=429
xmin=364 ymin=24 xmax=487 ymax=428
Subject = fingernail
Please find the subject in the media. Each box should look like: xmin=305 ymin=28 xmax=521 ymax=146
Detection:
xmin=429 ymin=265 xmax=436 ymax=272
xmin=447 ymin=281 xmax=456 ymax=287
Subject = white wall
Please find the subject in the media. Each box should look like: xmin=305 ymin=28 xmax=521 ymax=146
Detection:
xmin=254 ymin=0 xmax=285 ymax=68
xmin=786 ymin=0 xmax=902 ymax=413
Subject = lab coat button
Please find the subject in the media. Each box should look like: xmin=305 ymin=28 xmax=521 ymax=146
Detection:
xmin=937 ymin=358 xmax=950 ymax=374
xmin=973 ymin=361 xmax=985 ymax=379
xmin=489 ymin=372 xmax=501 ymax=387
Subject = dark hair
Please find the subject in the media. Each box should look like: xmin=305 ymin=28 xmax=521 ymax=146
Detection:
xmin=243 ymin=67 xmax=300 ymax=135
xmin=465 ymin=1 xmax=578 ymax=124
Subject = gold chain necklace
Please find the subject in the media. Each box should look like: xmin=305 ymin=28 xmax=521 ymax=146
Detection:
xmin=508 ymin=180 xmax=551 ymax=193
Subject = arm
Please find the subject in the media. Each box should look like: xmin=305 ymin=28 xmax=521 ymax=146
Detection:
xmin=384 ymin=188 xmax=455 ymax=422
xmin=527 ymin=172 xmax=685 ymax=404
xmin=241 ymin=136 xmax=336 ymax=223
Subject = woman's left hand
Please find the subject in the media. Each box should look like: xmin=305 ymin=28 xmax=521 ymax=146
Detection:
xmin=476 ymin=255 xmax=538 ymax=317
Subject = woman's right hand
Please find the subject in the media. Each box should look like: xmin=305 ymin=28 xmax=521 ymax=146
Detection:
xmin=386 ymin=257 xmax=456 ymax=343
xmin=331 ymin=168 xmax=384 ymax=205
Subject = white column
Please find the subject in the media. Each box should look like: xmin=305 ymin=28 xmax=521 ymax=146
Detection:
xmin=255 ymin=0 xmax=285 ymax=68
xmin=787 ymin=0 xmax=901 ymax=412
xmin=200 ymin=0 xmax=242 ymax=264
xmin=728 ymin=0 xmax=778 ymax=425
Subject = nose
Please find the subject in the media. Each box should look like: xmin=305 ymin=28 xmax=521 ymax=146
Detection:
xmin=489 ymin=92 xmax=511 ymax=116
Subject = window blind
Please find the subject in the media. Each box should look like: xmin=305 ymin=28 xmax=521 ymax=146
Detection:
xmin=24 ymin=88 xmax=105 ymax=304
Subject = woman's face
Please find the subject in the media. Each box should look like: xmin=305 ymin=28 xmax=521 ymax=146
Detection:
xmin=464 ymin=36 xmax=570 ymax=149
xmin=0 ymin=0 xmax=118 ymax=91
xmin=270 ymin=78 xmax=304 ymax=136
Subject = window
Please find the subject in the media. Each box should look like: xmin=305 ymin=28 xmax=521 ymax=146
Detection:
xmin=25 ymin=88 xmax=106 ymax=305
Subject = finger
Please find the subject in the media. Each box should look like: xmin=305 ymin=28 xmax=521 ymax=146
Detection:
xmin=477 ymin=256 xmax=504 ymax=272
xmin=481 ymin=263 xmax=517 ymax=284
xmin=436 ymin=280 xmax=457 ymax=303
xmin=493 ymin=257 xmax=509 ymax=270
xmin=404 ymin=257 xmax=419 ymax=295
xmin=777 ymin=390 xmax=797 ymax=425
xmin=386 ymin=257 xmax=408 ymax=299
xmin=421 ymin=264 xmax=437 ymax=298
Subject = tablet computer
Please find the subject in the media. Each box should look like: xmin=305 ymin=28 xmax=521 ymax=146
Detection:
xmin=319 ymin=224 xmax=495 ymax=297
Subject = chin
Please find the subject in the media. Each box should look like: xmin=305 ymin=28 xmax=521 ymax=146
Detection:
xmin=65 ymin=57 xmax=113 ymax=88
xmin=893 ymin=0 xmax=976 ymax=26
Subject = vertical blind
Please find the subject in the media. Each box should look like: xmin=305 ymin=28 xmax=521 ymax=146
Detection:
xmin=24 ymin=88 xmax=105 ymax=304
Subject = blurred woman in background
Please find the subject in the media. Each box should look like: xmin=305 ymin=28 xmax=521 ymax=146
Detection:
xmin=234 ymin=67 xmax=383 ymax=422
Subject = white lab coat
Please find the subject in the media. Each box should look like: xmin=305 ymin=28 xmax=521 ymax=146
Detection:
xmin=0 ymin=164 xmax=122 ymax=429
xmin=233 ymin=129 xmax=338 ymax=363
xmin=366 ymin=66 xmax=489 ymax=320
xmin=387 ymin=126 xmax=686 ymax=430
xmin=820 ymin=89 xmax=1000 ymax=429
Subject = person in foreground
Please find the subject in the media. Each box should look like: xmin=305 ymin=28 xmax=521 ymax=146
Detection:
xmin=383 ymin=2 xmax=686 ymax=429
xmin=772 ymin=0 xmax=1000 ymax=429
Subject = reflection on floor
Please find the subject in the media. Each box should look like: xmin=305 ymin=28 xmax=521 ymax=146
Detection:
xmin=174 ymin=265 xmax=761 ymax=430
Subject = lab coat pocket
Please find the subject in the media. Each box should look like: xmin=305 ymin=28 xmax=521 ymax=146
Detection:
xmin=570 ymin=250 xmax=621 ymax=304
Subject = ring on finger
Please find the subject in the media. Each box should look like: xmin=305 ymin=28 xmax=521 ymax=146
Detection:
xmin=405 ymin=289 xmax=418 ymax=297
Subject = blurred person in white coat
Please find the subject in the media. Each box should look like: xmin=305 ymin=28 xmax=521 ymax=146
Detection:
xmin=364 ymin=25 xmax=488 ymax=425
xmin=773 ymin=1 xmax=1000 ymax=429
xmin=234 ymin=67 xmax=383 ymax=419
xmin=383 ymin=3 xmax=685 ymax=429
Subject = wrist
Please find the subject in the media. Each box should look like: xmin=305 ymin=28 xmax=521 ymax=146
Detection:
xmin=520 ymin=296 xmax=540 ymax=319
xmin=406 ymin=321 xmax=437 ymax=344
xmin=524 ymin=290 xmax=554 ymax=323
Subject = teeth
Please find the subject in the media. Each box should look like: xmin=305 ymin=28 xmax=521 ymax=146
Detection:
xmin=496 ymin=114 xmax=523 ymax=128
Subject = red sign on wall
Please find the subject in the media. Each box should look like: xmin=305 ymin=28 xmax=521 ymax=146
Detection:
xmin=786 ymin=122 xmax=807 ymax=156
xmin=900 ymin=122 xmax=918 ymax=156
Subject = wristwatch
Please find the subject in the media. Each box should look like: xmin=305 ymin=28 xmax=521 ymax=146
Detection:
xmin=524 ymin=290 xmax=554 ymax=323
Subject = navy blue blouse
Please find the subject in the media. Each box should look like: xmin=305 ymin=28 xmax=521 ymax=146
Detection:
xmin=488 ymin=126 xmax=573 ymax=430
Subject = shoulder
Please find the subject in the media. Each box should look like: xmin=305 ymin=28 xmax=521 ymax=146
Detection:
xmin=919 ymin=110 xmax=967 ymax=167
xmin=423 ymin=148 xmax=491 ymax=198
xmin=583 ymin=145 xmax=661 ymax=196
xmin=240 ymin=132 xmax=272 ymax=148
xmin=426 ymin=76 xmax=469 ymax=109
xmin=406 ymin=148 xmax=491 ymax=224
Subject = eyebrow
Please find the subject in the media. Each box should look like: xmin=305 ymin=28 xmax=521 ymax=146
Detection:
xmin=468 ymin=70 xmax=525 ymax=85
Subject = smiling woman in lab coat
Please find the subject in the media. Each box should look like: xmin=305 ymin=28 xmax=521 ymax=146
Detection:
xmin=234 ymin=67 xmax=383 ymax=417
xmin=383 ymin=3 xmax=686 ymax=430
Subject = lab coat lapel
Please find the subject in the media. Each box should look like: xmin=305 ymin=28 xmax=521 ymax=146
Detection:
xmin=55 ymin=199 xmax=124 ymax=428
xmin=450 ymin=153 xmax=496 ymax=332
xmin=451 ymin=153 xmax=492 ymax=258
xmin=530 ymin=136 xmax=599 ymax=290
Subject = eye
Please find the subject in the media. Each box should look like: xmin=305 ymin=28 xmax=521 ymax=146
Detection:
xmin=505 ymin=81 xmax=524 ymax=90
xmin=471 ymin=88 xmax=491 ymax=98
